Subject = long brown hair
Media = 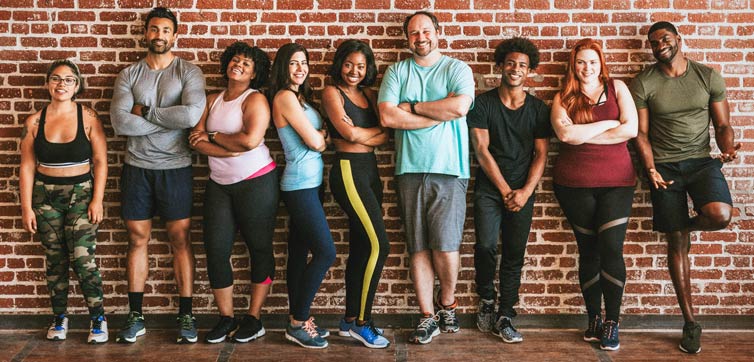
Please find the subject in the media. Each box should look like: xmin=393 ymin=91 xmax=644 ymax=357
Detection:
xmin=559 ymin=38 xmax=610 ymax=124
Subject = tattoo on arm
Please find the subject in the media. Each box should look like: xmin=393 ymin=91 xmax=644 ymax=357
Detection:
xmin=560 ymin=118 xmax=573 ymax=126
xmin=20 ymin=125 xmax=28 ymax=139
xmin=85 ymin=107 xmax=98 ymax=118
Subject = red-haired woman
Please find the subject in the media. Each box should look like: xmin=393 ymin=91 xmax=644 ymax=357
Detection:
xmin=551 ymin=38 xmax=638 ymax=351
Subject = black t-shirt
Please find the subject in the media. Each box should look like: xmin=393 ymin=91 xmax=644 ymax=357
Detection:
xmin=467 ymin=89 xmax=551 ymax=185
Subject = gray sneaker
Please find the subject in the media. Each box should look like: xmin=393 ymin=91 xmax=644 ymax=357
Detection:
xmin=476 ymin=299 xmax=496 ymax=332
xmin=116 ymin=311 xmax=146 ymax=343
xmin=177 ymin=314 xmax=198 ymax=344
xmin=285 ymin=318 xmax=328 ymax=349
xmin=408 ymin=315 xmax=440 ymax=344
xmin=437 ymin=305 xmax=460 ymax=333
xmin=494 ymin=316 xmax=523 ymax=343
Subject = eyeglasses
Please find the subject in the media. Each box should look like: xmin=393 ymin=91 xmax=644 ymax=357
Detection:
xmin=48 ymin=75 xmax=78 ymax=86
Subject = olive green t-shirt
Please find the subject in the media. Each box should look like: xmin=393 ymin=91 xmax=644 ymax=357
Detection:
xmin=630 ymin=59 xmax=726 ymax=163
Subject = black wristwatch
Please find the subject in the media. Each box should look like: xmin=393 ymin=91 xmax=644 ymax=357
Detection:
xmin=141 ymin=105 xmax=150 ymax=118
xmin=208 ymin=132 xmax=218 ymax=144
xmin=410 ymin=102 xmax=418 ymax=115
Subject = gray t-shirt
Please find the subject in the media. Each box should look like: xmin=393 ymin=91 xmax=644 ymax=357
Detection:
xmin=111 ymin=57 xmax=206 ymax=169
xmin=630 ymin=59 xmax=726 ymax=163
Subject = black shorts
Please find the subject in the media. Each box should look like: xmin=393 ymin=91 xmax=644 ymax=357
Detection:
xmin=649 ymin=157 xmax=732 ymax=233
xmin=120 ymin=164 xmax=193 ymax=221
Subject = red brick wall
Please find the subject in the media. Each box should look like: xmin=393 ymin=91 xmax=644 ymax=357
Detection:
xmin=1 ymin=1 xmax=752 ymax=316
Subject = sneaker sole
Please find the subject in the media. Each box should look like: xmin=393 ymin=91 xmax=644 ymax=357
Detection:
xmin=440 ymin=326 xmax=460 ymax=333
xmin=348 ymin=329 xmax=390 ymax=349
xmin=601 ymin=344 xmax=620 ymax=351
xmin=205 ymin=335 xmax=227 ymax=344
xmin=679 ymin=344 xmax=701 ymax=354
xmin=233 ymin=327 xmax=266 ymax=343
xmin=88 ymin=335 xmax=109 ymax=344
xmin=46 ymin=336 xmax=66 ymax=341
xmin=583 ymin=336 xmax=600 ymax=343
xmin=177 ymin=335 xmax=198 ymax=344
xmin=338 ymin=330 xmax=351 ymax=337
xmin=285 ymin=332 xmax=328 ymax=349
xmin=116 ymin=328 xmax=145 ymax=343
xmin=501 ymin=336 xmax=523 ymax=344
xmin=410 ymin=328 xmax=440 ymax=345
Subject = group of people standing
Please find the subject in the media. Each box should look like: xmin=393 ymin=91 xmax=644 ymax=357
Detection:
xmin=18 ymin=6 xmax=738 ymax=356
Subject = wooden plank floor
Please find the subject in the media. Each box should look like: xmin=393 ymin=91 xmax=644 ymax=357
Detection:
xmin=2 ymin=328 xmax=753 ymax=362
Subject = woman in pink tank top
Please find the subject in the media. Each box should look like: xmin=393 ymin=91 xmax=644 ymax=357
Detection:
xmin=188 ymin=42 xmax=278 ymax=344
xmin=550 ymin=38 xmax=638 ymax=351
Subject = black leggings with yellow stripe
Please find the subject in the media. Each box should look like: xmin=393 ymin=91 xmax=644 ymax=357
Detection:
xmin=329 ymin=152 xmax=390 ymax=322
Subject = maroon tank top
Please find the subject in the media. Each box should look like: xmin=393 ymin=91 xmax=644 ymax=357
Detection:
xmin=553 ymin=80 xmax=636 ymax=188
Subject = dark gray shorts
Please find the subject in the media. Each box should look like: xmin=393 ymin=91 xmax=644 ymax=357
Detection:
xmin=396 ymin=173 xmax=468 ymax=253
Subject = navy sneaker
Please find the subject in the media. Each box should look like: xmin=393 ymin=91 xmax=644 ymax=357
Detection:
xmin=177 ymin=314 xmax=198 ymax=344
xmin=600 ymin=320 xmax=620 ymax=351
xmin=408 ymin=315 xmax=440 ymax=344
xmin=116 ymin=311 xmax=145 ymax=343
xmin=437 ymin=304 xmax=460 ymax=333
xmin=285 ymin=318 xmax=328 ymax=349
xmin=584 ymin=315 xmax=602 ymax=343
xmin=349 ymin=320 xmax=390 ymax=349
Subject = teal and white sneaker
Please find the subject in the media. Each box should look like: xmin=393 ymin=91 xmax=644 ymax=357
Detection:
xmin=339 ymin=318 xmax=384 ymax=337
xmin=46 ymin=314 xmax=68 ymax=341
xmin=349 ymin=321 xmax=390 ymax=349
xmin=116 ymin=311 xmax=145 ymax=343
xmin=177 ymin=314 xmax=198 ymax=344
xmin=285 ymin=318 xmax=328 ymax=349
xmin=87 ymin=315 xmax=108 ymax=344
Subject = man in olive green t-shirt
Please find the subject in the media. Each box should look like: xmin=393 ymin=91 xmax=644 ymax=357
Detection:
xmin=631 ymin=21 xmax=740 ymax=355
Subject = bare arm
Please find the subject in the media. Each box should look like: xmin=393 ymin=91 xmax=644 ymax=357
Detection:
xmin=322 ymin=86 xmax=385 ymax=144
xmin=379 ymin=101 xmax=440 ymax=130
xmin=83 ymin=107 xmax=107 ymax=224
xmin=276 ymin=90 xmax=326 ymax=152
xmin=584 ymin=80 xmax=639 ymax=144
xmin=408 ymin=93 xmax=473 ymax=122
xmin=550 ymin=93 xmax=620 ymax=145
xmin=19 ymin=114 xmax=39 ymax=233
xmin=710 ymin=99 xmax=741 ymax=162
xmin=470 ymin=128 xmax=512 ymax=197
xmin=505 ymin=138 xmax=548 ymax=212
xmin=634 ymin=107 xmax=673 ymax=189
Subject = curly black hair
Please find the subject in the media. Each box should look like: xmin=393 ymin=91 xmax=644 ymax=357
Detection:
xmin=219 ymin=42 xmax=270 ymax=89
xmin=494 ymin=36 xmax=540 ymax=70
xmin=327 ymin=40 xmax=377 ymax=87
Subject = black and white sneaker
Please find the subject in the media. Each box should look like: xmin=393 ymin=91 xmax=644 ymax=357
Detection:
xmin=205 ymin=316 xmax=237 ymax=344
xmin=233 ymin=315 xmax=265 ymax=343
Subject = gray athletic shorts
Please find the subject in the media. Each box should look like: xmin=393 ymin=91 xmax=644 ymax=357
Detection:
xmin=396 ymin=173 xmax=468 ymax=253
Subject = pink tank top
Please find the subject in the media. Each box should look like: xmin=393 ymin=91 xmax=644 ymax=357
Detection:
xmin=553 ymin=80 xmax=636 ymax=188
xmin=206 ymin=89 xmax=275 ymax=185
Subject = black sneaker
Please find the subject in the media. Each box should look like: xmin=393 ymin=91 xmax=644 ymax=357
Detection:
xmin=583 ymin=314 xmax=602 ymax=342
xmin=205 ymin=316 xmax=237 ymax=344
xmin=494 ymin=316 xmax=523 ymax=343
xmin=437 ymin=304 xmax=460 ymax=333
xmin=233 ymin=315 xmax=266 ymax=343
xmin=600 ymin=320 xmax=620 ymax=351
xmin=679 ymin=322 xmax=702 ymax=354
xmin=476 ymin=299 xmax=496 ymax=332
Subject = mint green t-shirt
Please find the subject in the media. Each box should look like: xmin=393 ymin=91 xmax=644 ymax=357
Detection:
xmin=630 ymin=59 xmax=727 ymax=163
xmin=378 ymin=56 xmax=475 ymax=178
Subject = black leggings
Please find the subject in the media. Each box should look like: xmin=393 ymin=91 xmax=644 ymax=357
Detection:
xmin=203 ymin=171 xmax=279 ymax=289
xmin=329 ymin=152 xmax=389 ymax=322
xmin=554 ymin=184 xmax=634 ymax=322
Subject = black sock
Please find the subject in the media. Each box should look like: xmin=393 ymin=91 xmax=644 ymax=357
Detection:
xmin=128 ymin=292 xmax=144 ymax=314
xmin=179 ymin=296 xmax=193 ymax=316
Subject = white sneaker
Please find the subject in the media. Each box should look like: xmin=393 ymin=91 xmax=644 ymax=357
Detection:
xmin=46 ymin=314 xmax=68 ymax=341
xmin=87 ymin=315 xmax=108 ymax=344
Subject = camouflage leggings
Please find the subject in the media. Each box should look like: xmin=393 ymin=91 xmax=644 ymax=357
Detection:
xmin=32 ymin=179 xmax=104 ymax=317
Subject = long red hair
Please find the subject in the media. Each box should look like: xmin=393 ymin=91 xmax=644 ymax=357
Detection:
xmin=559 ymin=38 xmax=611 ymax=124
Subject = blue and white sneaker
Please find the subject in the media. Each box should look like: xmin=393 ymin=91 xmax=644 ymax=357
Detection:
xmin=177 ymin=314 xmax=198 ymax=344
xmin=46 ymin=314 xmax=68 ymax=341
xmin=339 ymin=318 xmax=384 ymax=337
xmin=285 ymin=317 xmax=328 ymax=349
xmin=349 ymin=321 xmax=390 ymax=349
xmin=116 ymin=311 xmax=145 ymax=343
xmin=87 ymin=315 xmax=108 ymax=344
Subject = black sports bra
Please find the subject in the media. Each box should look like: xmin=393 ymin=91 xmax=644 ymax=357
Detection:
xmin=326 ymin=87 xmax=379 ymax=140
xmin=33 ymin=103 xmax=92 ymax=168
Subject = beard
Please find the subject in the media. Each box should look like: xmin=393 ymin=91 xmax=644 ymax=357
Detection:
xmin=411 ymin=40 xmax=437 ymax=57
xmin=148 ymin=40 xmax=173 ymax=55
xmin=654 ymin=45 xmax=678 ymax=64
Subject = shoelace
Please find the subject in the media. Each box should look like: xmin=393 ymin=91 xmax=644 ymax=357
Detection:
xmin=367 ymin=321 xmax=382 ymax=337
xmin=302 ymin=318 xmax=319 ymax=338
xmin=179 ymin=315 xmax=194 ymax=330
xmin=588 ymin=317 xmax=601 ymax=333
xmin=440 ymin=309 xmax=456 ymax=325
xmin=602 ymin=321 xmax=617 ymax=339
xmin=417 ymin=315 xmax=438 ymax=331
xmin=124 ymin=312 xmax=141 ymax=328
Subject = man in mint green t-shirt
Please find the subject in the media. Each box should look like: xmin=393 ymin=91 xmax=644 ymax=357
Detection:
xmin=378 ymin=10 xmax=475 ymax=345
xmin=631 ymin=21 xmax=740 ymax=355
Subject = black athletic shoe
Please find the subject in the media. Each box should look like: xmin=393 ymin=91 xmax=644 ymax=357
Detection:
xmin=679 ymin=322 xmax=702 ymax=354
xmin=205 ymin=316 xmax=237 ymax=344
xmin=233 ymin=315 xmax=266 ymax=343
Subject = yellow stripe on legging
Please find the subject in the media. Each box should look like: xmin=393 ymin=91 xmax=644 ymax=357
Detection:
xmin=340 ymin=159 xmax=380 ymax=321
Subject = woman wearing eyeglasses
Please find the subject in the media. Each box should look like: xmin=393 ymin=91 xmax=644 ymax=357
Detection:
xmin=19 ymin=59 xmax=108 ymax=343
xmin=550 ymin=38 xmax=638 ymax=351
